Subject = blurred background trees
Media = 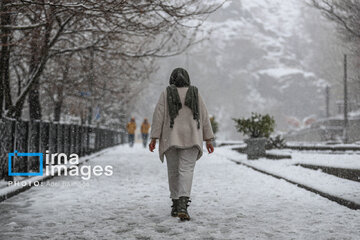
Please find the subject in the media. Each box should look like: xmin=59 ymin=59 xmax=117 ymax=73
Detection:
xmin=311 ymin=0 xmax=360 ymax=109
xmin=0 ymin=0 xmax=221 ymax=129
xmin=133 ymin=0 xmax=360 ymax=140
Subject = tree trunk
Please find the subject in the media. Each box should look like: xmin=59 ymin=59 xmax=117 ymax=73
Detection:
xmin=54 ymin=101 xmax=62 ymax=122
xmin=0 ymin=0 xmax=12 ymax=117
xmin=28 ymin=79 xmax=42 ymax=120
xmin=27 ymin=28 xmax=42 ymax=120
xmin=7 ymin=53 xmax=48 ymax=119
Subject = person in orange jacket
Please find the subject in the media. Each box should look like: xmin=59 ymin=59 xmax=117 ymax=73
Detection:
xmin=126 ymin=117 xmax=136 ymax=147
xmin=141 ymin=118 xmax=151 ymax=148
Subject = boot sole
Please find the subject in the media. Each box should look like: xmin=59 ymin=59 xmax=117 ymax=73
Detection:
xmin=178 ymin=212 xmax=190 ymax=221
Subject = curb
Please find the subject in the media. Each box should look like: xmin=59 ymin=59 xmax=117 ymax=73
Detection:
xmin=0 ymin=146 xmax=116 ymax=203
xmin=285 ymin=145 xmax=360 ymax=152
xmin=226 ymin=157 xmax=360 ymax=210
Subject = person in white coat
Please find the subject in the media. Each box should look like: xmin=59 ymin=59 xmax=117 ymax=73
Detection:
xmin=149 ymin=67 xmax=214 ymax=221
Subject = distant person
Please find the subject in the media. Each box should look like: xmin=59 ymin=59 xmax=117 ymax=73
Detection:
xmin=149 ymin=67 xmax=214 ymax=221
xmin=126 ymin=117 xmax=136 ymax=147
xmin=141 ymin=118 xmax=151 ymax=148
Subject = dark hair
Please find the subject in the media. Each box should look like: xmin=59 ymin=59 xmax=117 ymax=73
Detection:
xmin=169 ymin=68 xmax=190 ymax=87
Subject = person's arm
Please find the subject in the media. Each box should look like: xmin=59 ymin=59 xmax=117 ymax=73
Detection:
xmin=149 ymin=91 xmax=165 ymax=152
xmin=199 ymin=94 xmax=215 ymax=153
xmin=199 ymin=95 xmax=215 ymax=141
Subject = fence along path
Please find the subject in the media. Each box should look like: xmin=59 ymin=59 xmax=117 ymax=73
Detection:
xmin=0 ymin=118 xmax=125 ymax=180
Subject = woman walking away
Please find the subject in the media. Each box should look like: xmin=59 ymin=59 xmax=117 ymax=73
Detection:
xmin=149 ymin=68 xmax=214 ymax=221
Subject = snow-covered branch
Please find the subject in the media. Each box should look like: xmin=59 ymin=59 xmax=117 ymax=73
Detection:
xmin=1 ymin=22 xmax=46 ymax=30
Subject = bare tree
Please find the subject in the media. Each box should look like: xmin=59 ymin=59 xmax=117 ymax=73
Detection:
xmin=0 ymin=0 xmax=12 ymax=117
xmin=311 ymin=0 xmax=360 ymax=109
xmin=310 ymin=0 xmax=360 ymax=42
xmin=0 ymin=0 xmax=223 ymax=122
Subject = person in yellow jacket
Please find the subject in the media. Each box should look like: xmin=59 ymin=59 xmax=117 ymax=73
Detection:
xmin=126 ymin=117 xmax=136 ymax=147
xmin=141 ymin=118 xmax=151 ymax=148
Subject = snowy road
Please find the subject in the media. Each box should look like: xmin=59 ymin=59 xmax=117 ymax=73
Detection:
xmin=0 ymin=144 xmax=359 ymax=240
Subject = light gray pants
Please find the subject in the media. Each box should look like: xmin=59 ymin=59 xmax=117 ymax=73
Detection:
xmin=165 ymin=147 xmax=199 ymax=199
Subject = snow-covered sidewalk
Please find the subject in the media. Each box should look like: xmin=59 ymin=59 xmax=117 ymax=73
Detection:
xmin=0 ymin=144 xmax=359 ymax=239
xmin=0 ymin=148 xmax=111 ymax=202
xmin=217 ymin=147 xmax=360 ymax=207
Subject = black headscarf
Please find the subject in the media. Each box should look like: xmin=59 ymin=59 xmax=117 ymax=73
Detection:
xmin=166 ymin=68 xmax=200 ymax=129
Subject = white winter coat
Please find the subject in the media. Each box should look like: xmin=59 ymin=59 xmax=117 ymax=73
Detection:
xmin=150 ymin=87 xmax=214 ymax=162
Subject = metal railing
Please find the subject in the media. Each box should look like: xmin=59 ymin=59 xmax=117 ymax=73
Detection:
xmin=0 ymin=118 xmax=125 ymax=180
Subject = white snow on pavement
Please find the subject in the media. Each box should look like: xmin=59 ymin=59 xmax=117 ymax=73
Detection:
xmin=0 ymin=144 xmax=359 ymax=240
xmin=217 ymin=148 xmax=360 ymax=205
xmin=268 ymin=149 xmax=360 ymax=169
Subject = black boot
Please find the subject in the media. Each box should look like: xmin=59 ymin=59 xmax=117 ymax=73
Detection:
xmin=171 ymin=199 xmax=179 ymax=217
xmin=178 ymin=196 xmax=191 ymax=221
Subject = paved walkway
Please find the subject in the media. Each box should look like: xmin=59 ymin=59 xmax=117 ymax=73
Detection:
xmin=0 ymin=144 xmax=359 ymax=240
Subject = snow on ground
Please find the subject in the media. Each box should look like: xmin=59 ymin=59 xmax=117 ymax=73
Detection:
xmin=1 ymin=144 xmax=360 ymax=240
xmin=286 ymin=142 xmax=360 ymax=147
xmin=217 ymin=140 xmax=244 ymax=145
xmin=0 ymin=180 xmax=8 ymax=189
xmin=217 ymin=148 xmax=360 ymax=205
xmin=267 ymin=149 xmax=360 ymax=169
xmin=0 ymin=148 xmax=110 ymax=197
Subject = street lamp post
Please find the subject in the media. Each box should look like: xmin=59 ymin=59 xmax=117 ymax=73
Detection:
xmin=325 ymin=85 xmax=330 ymax=118
xmin=343 ymin=54 xmax=349 ymax=143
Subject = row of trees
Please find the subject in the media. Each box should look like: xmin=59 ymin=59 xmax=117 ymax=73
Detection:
xmin=311 ymin=0 xmax=360 ymax=106
xmin=0 ymin=0 xmax=221 ymax=128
